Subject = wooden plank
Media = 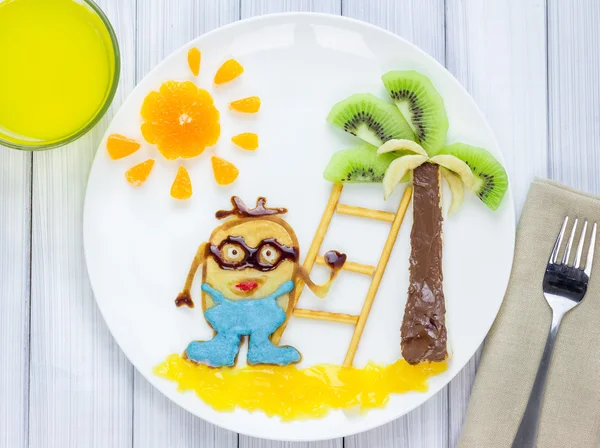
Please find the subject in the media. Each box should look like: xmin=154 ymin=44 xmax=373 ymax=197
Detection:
xmin=548 ymin=0 xmax=600 ymax=193
xmin=447 ymin=349 xmax=481 ymax=448
xmin=135 ymin=0 xmax=241 ymax=80
xmin=341 ymin=0 xmax=447 ymax=446
xmin=27 ymin=1 xmax=136 ymax=447
xmin=241 ymin=0 xmax=341 ymax=16
xmin=237 ymin=0 xmax=341 ymax=443
xmin=444 ymin=1 xmax=547 ymax=446
xmin=342 ymin=0 xmax=444 ymax=64
xmin=0 ymin=149 xmax=31 ymax=448
xmin=445 ymin=0 xmax=548 ymax=215
xmin=132 ymin=1 xmax=239 ymax=447
xmin=134 ymin=378 xmax=238 ymax=448
xmin=240 ymin=438 xmax=342 ymax=448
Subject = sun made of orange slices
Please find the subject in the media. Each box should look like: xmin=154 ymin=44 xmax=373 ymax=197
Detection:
xmin=106 ymin=48 xmax=261 ymax=200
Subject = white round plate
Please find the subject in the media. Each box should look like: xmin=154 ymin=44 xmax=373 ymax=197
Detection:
xmin=84 ymin=13 xmax=515 ymax=442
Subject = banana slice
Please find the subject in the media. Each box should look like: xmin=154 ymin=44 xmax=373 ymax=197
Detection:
xmin=377 ymin=139 xmax=428 ymax=157
xmin=441 ymin=167 xmax=464 ymax=215
xmin=382 ymin=154 xmax=428 ymax=199
xmin=429 ymin=154 xmax=476 ymax=189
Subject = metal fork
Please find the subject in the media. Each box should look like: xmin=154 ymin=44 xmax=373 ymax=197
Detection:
xmin=512 ymin=217 xmax=597 ymax=447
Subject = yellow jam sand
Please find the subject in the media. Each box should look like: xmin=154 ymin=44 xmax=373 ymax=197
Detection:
xmin=155 ymin=354 xmax=447 ymax=421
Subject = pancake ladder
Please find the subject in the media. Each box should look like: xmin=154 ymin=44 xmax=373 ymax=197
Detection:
xmin=272 ymin=184 xmax=412 ymax=367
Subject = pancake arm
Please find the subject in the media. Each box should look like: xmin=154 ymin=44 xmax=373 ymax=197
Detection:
xmin=294 ymin=250 xmax=346 ymax=298
xmin=175 ymin=242 xmax=207 ymax=308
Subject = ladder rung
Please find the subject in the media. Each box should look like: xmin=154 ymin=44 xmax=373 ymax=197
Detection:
xmin=336 ymin=204 xmax=395 ymax=222
xmin=293 ymin=309 xmax=359 ymax=325
xmin=315 ymin=255 xmax=375 ymax=276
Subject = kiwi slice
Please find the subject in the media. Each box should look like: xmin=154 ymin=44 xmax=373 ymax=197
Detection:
xmin=327 ymin=93 xmax=415 ymax=147
xmin=381 ymin=70 xmax=449 ymax=155
xmin=439 ymin=143 xmax=508 ymax=210
xmin=323 ymin=144 xmax=398 ymax=183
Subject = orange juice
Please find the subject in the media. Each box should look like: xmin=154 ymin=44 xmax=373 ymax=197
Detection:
xmin=0 ymin=0 xmax=119 ymax=149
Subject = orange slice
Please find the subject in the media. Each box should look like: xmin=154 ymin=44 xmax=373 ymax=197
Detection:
xmin=140 ymin=81 xmax=220 ymax=160
xmin=211 ymin=156 xmax=239 ymax=185
xmin=125 ymin=159 xmax=155 ymax=187
xmin=171 ymin=166 xmax=192 ymax=200
xmin=231 ymin=133 xmax=258 ymax=150
xmin=107 ymin=134 xmax=141 ymax=160
xmin=229 ymin=96 xmax=261 ymax=113
xmin=187 ymin=47 xmax=201 ymax=76
xmin=214 ymin=59 xmax=244 ymax=85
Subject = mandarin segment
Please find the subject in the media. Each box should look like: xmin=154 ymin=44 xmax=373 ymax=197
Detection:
xmin=125 ymin=159 xmax=155 ymax=187
xmin=140 ymin=81 xmax=220 ymax=160
xmin=214 ymin=59 xmax=244 ymax=85
xmin=171 ymin=166 xmax=193 ymax=200
xmin=187 ymin=47 xmax=201 ymax=76
xmin=231 ymin=133 xmax=258 ymax=150
xmin=107 ymin=134 xmax=141 ymax=160
xmin=229 ymin=96 xmax=261 ymax=113
xmin=211 ymin=156 xmax=239 ymax=185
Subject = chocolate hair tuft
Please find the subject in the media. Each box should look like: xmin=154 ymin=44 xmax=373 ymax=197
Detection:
xmin=216 ymin=196 xmax=287 ymax=220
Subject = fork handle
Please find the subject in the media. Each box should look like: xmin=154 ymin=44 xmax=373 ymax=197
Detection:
xmin=512 ymin=310 xmax=564 ymax=448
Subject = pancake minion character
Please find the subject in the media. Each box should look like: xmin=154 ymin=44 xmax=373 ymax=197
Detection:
xmin=175 ymin=196 xmax=346 ymax=367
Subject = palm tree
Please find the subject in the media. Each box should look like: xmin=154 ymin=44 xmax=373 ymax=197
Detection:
xmin=324 ymin=71 xmax=507 ymax=364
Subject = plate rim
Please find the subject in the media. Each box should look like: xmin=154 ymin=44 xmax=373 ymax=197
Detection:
xmin=83 ymin=11 xmax=516 ymax=442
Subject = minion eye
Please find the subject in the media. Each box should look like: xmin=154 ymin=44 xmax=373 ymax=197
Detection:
xmin=259 ymin=244 xmax=281 ymax=265
xmin=222 ymin=243 xmax=245 ymax=263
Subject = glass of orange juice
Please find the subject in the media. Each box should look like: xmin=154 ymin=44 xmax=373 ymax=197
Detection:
xmin=0 ymin=0 xmax=119 ymax=150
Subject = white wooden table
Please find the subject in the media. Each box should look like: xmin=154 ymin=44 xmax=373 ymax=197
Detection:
xmin=1 ymin=0 xmax=596 ymax=446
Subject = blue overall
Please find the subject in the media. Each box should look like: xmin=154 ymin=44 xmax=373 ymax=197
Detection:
xmin=185 ymin=280 xmax=300 ymax=367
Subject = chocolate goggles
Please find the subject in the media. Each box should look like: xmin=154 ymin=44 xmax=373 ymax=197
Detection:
xmin=208 ymin=236 xmax=298 ymax=271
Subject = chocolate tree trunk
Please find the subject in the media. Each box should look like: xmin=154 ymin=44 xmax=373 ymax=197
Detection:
xmin=401 ymin=163 xmax=448 ymax=364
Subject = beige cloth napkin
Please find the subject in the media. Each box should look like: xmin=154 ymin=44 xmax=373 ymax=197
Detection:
xmin=458 ymin=179 xmax=600 ymax=448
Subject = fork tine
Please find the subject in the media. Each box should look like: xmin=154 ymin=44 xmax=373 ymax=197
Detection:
xmin=575 ymin=220 xmax=588 ymax=268
xmin=550 ymin=216 xmax=569 ymax=264
xmin=561 ymin=218 xmax=578 ymax=265
xmin=584 ymin=223 xmax=597 ymax=276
